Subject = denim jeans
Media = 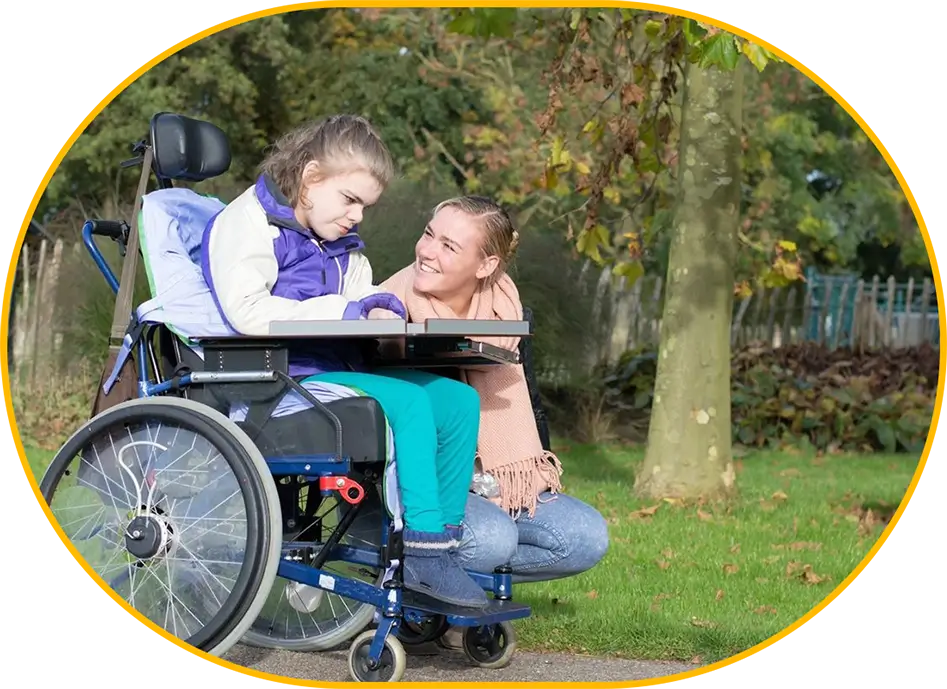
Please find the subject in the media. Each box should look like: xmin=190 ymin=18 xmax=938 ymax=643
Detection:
xmin=453 ymin=491 xmax=609 ymax=583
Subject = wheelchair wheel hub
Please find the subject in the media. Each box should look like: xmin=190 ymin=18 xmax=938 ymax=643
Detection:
xmin=124 ymin=514 xmax=173 ymax=561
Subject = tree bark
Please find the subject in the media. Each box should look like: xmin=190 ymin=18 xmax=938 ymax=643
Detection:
xmin=634 ymin=60 xmax=744 ymax=500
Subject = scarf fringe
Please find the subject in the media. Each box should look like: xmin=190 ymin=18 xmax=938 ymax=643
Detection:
xmin=489 ymin=451 xmax=564 ymax=518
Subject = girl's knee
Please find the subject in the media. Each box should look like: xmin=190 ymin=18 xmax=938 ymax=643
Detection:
xmin=451 ymin=380 xmax=481 ymax=417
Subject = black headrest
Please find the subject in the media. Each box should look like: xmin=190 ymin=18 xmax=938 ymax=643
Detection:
xmin=150 ymin=112 xmax=231 ymax=182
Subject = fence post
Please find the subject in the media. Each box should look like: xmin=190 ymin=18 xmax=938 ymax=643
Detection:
xmin=781 ymin=287 xmax=796 ymax=347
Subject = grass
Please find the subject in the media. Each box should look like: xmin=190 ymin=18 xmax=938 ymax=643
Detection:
xmin=20 ymin=441 xmax=920 ymax=665
xmin=512 ymin=441 xmax=920 ymax=664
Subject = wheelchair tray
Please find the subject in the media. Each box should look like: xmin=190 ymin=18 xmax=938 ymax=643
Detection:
xmin=265 ymin=318 xmax=530 ymax=339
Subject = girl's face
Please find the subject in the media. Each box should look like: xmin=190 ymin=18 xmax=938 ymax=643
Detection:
xmin=413 ymin=206 xmax=499 ymax=303
xmin=294 ymin=166 xmax=383 ymax=242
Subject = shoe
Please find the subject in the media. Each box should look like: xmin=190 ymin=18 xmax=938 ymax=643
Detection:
xmin=402 ymin=529 xmax=488 ymax=609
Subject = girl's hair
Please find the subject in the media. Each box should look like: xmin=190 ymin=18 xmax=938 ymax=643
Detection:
xmin=432 ymin=195 xmax=519 ymax=284
xmin=260 ymin=114 xmax=394 ymax=207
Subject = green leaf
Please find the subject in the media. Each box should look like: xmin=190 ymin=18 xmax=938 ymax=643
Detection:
xmin=682 ymin=18 xmax=708 ymax=46
xmin=612 ymin=260 xmax=644 ymax=283
xmin=741 ymin=40 xmax=777 ymax=71
xmin=447 ymin=8 xmax=517 ymax=38
xmin=645 ymin=20 xmax=663 ymax=39
xmin=570 ymin=9 xmax=583 ymax=30
xmin=699 ymin=33 xmax=741 ymax=71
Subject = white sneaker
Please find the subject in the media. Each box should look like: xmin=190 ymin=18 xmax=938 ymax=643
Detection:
xmin=284 ymin=581 xmax=326 ymax=613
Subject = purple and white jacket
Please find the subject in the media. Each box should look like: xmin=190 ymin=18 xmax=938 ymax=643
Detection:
xmin=201 ymin=174 xmax=406 ymax=376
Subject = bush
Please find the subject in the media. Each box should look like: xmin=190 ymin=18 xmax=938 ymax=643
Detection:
xmin=599 ymin=343 xmax=938 ymax=453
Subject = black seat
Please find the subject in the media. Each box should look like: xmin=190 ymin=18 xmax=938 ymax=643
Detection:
xmin=150 ymin=112 xmax=231 ymax=183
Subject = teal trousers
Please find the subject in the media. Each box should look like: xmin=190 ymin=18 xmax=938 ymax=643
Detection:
xmin=307 ymin=369 xmax=480 ymax=533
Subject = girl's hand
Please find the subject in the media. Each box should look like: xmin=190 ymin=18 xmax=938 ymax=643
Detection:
xmin=368 ymin=308 xmax=402 ymax=320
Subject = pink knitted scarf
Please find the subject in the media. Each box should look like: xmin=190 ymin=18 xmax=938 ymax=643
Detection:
xmin=381 ymin=265 xmax=563 ymax=516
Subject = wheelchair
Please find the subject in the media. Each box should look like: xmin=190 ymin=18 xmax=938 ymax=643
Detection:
xmin=37 ymin=112 xmax=552 ymax=682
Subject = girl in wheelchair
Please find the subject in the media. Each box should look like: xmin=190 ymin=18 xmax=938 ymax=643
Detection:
xmin=201 ymin=114 xmax=488 ymax=609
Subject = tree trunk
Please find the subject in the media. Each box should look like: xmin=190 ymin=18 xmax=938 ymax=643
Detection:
xmin=634 ymin=60 xmax=743 ymax=500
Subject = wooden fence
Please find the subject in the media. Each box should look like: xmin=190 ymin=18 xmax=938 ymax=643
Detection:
xmin=9 ymin=238 xmax=66 ymax=386
xmin=591 ymin=269 xmax=939 ymax=367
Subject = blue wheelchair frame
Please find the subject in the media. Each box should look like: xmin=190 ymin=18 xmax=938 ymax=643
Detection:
xmin=81 ymin=210 xmax=529 ymax=665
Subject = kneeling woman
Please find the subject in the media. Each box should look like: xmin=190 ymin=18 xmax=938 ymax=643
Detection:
xmin=382 ymin=196 xmax=610 ymax=586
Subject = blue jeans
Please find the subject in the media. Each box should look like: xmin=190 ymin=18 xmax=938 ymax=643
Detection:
xmin=453 ymin=491 xmax=609 ymax=583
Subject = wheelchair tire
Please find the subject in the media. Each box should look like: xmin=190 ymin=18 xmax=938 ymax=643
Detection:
xmin=40 ymin=397 xmax=282 ymax=656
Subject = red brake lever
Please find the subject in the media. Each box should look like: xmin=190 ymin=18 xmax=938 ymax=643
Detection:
xmin=318 ymin=476 xmax=365 ymax=505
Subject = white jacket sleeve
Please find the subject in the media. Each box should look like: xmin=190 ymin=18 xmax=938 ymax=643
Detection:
xmin=206 ymin=191 xmax=362 ymax=335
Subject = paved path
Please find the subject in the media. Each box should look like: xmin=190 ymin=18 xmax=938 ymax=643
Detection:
xmin=224 ymin=642 xmax=697 ymax=683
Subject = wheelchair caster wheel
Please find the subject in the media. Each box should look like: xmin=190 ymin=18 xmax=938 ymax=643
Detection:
xmin=462 ymin=621 xmax=516 ymax=669
xmin=348 ymin=629 xmax=406 ymax=682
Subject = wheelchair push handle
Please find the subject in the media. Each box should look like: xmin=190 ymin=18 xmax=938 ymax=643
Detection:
xmin=90 ymin=220 xmax=130 ymax=242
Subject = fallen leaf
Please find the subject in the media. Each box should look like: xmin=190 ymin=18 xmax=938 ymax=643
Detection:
xmin=772 ymin=490 xmax=789 ymax=501
xmin=586 ymin=590 xmax=599 ymax=599
xmin=690 ymin=655 xmax=703 ymax=665
xmin=697 ymin=508 xmax=714 ymax=522
xmin=779 ymin=468 xmax=802 ymax=478
xmin=799 ymin=564 xmax=827 ymax=585
xmin=690 ymin=617 xmax=717 ymax=628
xmin=753 ymin=605 xmax=778 ymax=615
xmin=662 ymin=497 xmax=684 ymax=507
xmin=762 ymin=555 xmax=780 ymax=565
xmin=650 ymin=592 xmax=673 ymax=611
xmin=772 ymin=541 xmax=823 ymax=552
xmin=630 ymin=504 xmax=661 ymax=519
xmin=759 ymin=499 xmax=777 ymax=512
xmin=656 ymin=559 xmax=671 ymax=570
xmin=662 ymin=548 xmax=676 ymax=559
xmin=735 ymin=459 xmax=745 ymax=473
xmin=785 ymin=560 xmax=803 ymax=577
xmin=723 ymin=563 xmax=739 ymax=575
xmin=730 ymin=543 xmax=741 ymax=554
xmin=715 ymin=589 xmax=725 ymax=600
xmin=755 ymin=577 xmax=770 ymax=584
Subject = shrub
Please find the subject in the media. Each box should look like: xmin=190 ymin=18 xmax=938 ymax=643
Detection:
xmin=598 ymin=343 xmax=938 ymax=453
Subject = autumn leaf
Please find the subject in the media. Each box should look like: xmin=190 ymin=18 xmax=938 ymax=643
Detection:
xmin=772 ymin=541 xmax=823 ymax=552
xmin=586 ymin=589 xmax=599 ymax=599
xmin=785 ymin=560 xmax=803 ymax=577
xmin=772 ymin=490 xmax=789 ymax=502
xmin=690 ymin=617 xmax=717 ymax=628
xmin=730 ymin=543 xmax=741 ymax=554
xmin=762 ymin=555 xmax=780 ymax=566
xmin=656 ymin=559 xmax=671 ymax=570
xmin=662 ymin=548 xmax=676 ymax=559
xmin=799 ymin=564 xmax=828 ymax=585
xmin=723 ymin=563 xmax=739 ymax=575
xmin=715 ymin=589 xmax=725 ymax=601
xmin=753 ymin=605 xmax=778 ymax=615
xmin=690 ymin=655 xmax=703 ymax=665
xmin=630 ymin=504 xmax=661 ymax=519
xmin=779 ymin=468 xmax=802 ymax=478
xmin=697 ymin=508 xmax=714 ymax=522
xmin=620 ymin=83 xmax=646 ymax=108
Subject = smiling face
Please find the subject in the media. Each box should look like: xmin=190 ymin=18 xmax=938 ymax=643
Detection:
xmin=412 ymin=205 xmax=500 ymax=302
xmin=294 ymin=165 xmax=384 ymax=242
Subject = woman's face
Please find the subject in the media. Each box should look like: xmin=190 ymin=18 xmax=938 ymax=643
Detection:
xmin=413 ymin=206 xmax=498 ymax=299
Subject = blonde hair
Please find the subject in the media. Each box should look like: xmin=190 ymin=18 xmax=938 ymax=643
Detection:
xmin=432 ymin=195 xmax=519 ymax=284
xmin=260 ymin=114 xmax=394 ymax=207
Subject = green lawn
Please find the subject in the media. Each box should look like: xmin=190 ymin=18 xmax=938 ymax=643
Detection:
xmin=512 ymin=442 xmax=920 ymax=664
xmin=21 ymin=442 xmax=920 ymax=664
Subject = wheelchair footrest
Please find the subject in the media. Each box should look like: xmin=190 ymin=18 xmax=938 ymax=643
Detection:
xmin=402 ymin=590 xmax=531 ymax=627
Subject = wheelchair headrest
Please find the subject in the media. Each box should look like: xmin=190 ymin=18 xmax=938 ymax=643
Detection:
xmin=150 ymin=112 xmax=231 ymax=182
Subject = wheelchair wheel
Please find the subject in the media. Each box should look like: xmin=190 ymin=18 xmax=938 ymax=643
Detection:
xmin=39 ymin=397 xmax=283 ymax=657
xmin=240 ymin=477 xmax=385 ymax=652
